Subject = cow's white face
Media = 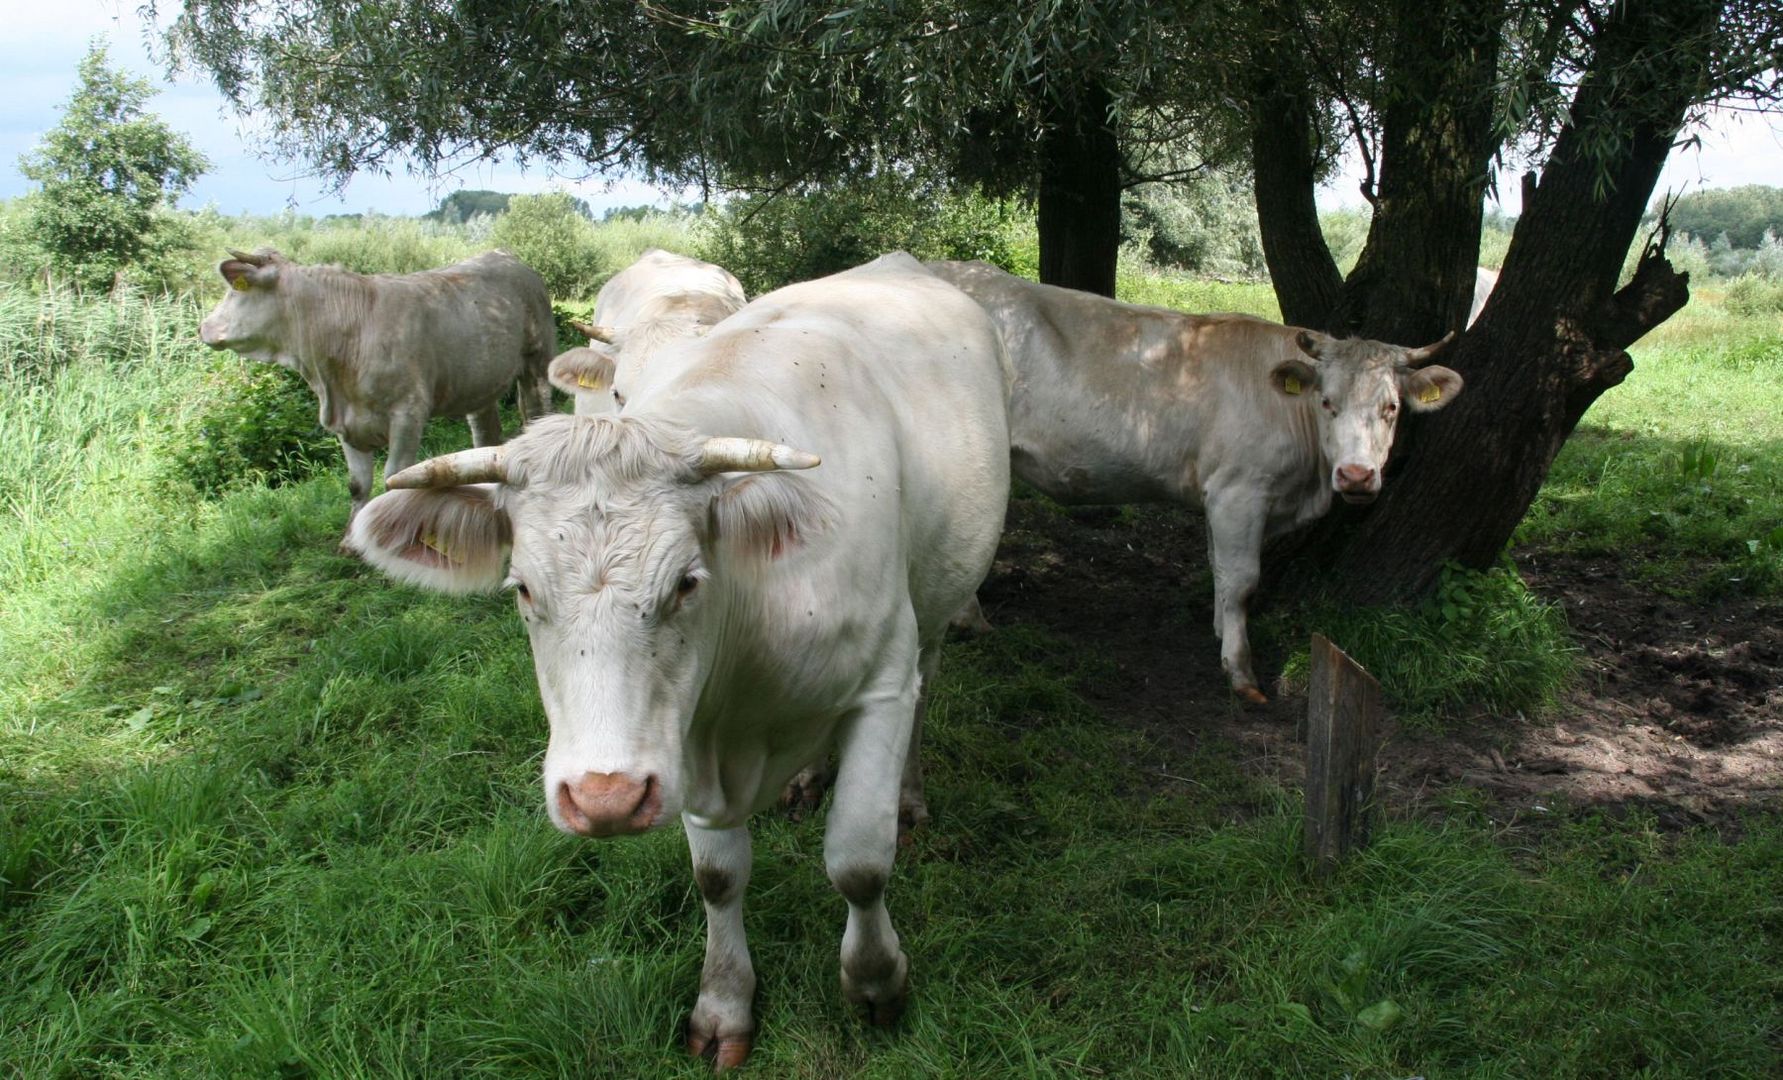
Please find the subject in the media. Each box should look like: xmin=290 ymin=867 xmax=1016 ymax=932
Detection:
xmin=198 ymin=254 xmax=286 ymax=360
xmin=346 ymin=415 xmax=825 ymax=839
xmin=1271 ymin=331 xmax=1463 ymax=503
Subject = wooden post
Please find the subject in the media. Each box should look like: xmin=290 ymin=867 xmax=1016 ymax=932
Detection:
xmin=1303 ymin=633 xmax=1383 ymax=877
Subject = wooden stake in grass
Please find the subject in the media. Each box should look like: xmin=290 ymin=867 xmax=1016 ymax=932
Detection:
xmin=1304 ymin=633 xmax=1382 ymax=876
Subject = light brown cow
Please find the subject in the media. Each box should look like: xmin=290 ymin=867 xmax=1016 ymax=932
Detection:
xmin=198 ymin=249 xmax=555 ymax=535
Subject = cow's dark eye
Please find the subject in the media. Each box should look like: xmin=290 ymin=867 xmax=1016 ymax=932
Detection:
xmin=677 ymin=574 xmax=700 ymax=598
xmin=1383 ymin=401 xmax=1398 ymax=417
xmin=514 ymin=582 xmax=532 ymax=603
xmin=1321 ymin=397 xmax=1333 ymax=411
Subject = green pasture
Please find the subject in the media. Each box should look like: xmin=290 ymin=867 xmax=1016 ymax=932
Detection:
xmin=2 ymin=267 xmax=1781 ymax=1077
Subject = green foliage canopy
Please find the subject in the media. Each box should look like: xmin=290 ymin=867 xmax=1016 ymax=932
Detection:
xmin=1664 ymin=185 xmax=1783 ymax=249
xmin=18 ymin=43 xmax=207 ymax=288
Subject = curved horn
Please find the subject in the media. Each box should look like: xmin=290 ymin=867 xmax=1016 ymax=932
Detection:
xmin=697 ymin=437 xmax=821 ymax=475
xmin=387 ymin=447 xmax=509 ymax=489
xmin=570 ymin=319 xmax=617 ymax=344
xmin=1401 ymin=331 xmax=1457 ymax=366
xmin=226 ymin=248 xmax=269 ymax=266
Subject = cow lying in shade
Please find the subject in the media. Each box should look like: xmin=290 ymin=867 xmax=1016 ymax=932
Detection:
xmin=927 ymin=260 xmax=1463 ymax=703
xmin=198 ymin=249 xmax=556 ymax=536
xmin=550 ymin=248 xmax=747 ymax=414
xmin=348 ymin=253 xmax=1009 ymax=1070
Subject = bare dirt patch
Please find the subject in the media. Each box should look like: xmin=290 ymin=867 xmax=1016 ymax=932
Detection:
xmin=975 ymin=498 xmax=1783 ymax=828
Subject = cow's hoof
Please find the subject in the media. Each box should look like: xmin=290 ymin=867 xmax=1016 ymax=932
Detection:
xmin=1234 ymin=685 xmax=1269 ymax=706
xmin=843 ymin=951 xmax=910 ymax=1028
xmin=897 ymin=798 xmax=930 ymax=847
xmin=778 ymin=765 xmax=830 ymax=820
xmin=687 ymin=1028 xmax=752 ymax=1073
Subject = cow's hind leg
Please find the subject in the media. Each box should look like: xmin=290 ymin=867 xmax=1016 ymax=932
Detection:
xmin=898 ymin=644 xmax=943 ymax=841
xmin=466 ymin=403 xmax=505 ymax=447
xmin=685 ymin=823 xmax=756 ymax=1073
xmin=1204 ymin=487 xmax=1269 ymax=704
xmin=516 ymin=367 xmax=554 ymax=425
xmin=826 ymin=683 xmax=917 ymax=1025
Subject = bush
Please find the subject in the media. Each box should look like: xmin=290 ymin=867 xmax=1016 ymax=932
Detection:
xmin=1724 ymin=273 xmax=1783 ymax=316
xmin=1122 ymin=173 xmax=1266 ymax=278
xmin=488 ymin=193 xmax=608 ymax=299
xmin=160 ymin=358 xmax=334 ymax=497
xmin=698 ymin=175 xmax=1035 ymax=295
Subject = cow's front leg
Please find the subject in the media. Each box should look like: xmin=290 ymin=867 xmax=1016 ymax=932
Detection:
xmin=339 ymin=438 xmax=377 ymax=551
xmin=465 ymin=402 xmax=505 ymax=448
xmin=1204 ymin=487 xmax=1269 ymax=704
xmin=685 ymin=822 xmax=755 ymax=1073
xmin=826 ymin=688 xmax=916 ymax=1025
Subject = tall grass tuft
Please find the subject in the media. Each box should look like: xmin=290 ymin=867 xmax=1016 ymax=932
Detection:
xmin=1279 ymin=562 xmax=1577 ymax=726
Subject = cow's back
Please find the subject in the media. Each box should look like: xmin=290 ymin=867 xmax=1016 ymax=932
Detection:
xmin=926 ymin=260 xmax=1317 ymax=508
xmin=340 ymin=251 xmax=551 ymax=416
xmin=631 ymin=253 xmax=1009 ymax=636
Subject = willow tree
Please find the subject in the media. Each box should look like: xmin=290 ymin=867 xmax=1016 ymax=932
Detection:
xmin=153 ymin=1 xmax=1232 ymax=296
xmin=1234 ymin=0 xmax=1779 ymax=600
xmin=155 ymin=0 xmax=1780 ymax=601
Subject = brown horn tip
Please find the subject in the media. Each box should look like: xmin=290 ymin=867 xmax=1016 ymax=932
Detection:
xmin=1403 ymin=330 xmax=1458 ymax=365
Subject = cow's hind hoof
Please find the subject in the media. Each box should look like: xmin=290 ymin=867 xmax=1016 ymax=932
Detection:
xmin=896 ymin=798 xmax=930 ymax=847
xmin=778 ymin=765 xmax=830 ymax=821
xmin=1234 ymin=685 xmax=1269 ymax=706
xmin=687 ymin=1029 xmax=752 ymax=1073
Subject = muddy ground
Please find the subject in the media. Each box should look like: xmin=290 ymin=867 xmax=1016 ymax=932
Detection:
xmin=975 ymin=497 xmax=1783 ymax=831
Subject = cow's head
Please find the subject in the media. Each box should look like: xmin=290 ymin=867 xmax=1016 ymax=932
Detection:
xmin=1271 ymin=330 xmax=1463 ymax=503
xmin=347 ymin=414 xmax=827 ymax=838
xmin=199 ymin=248 xmax=288 ymax=356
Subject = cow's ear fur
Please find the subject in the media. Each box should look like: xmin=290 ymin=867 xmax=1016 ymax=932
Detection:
xmin=1271 ymin=358 xmax=1319 ymax=398
xmin=1400 ymin=365 xmax=1463 ymax=412
xmin=347 ymin=485 xmax=511 ymax=593
xmin=709 ymin=473 xmax=834 ymax=564
xmin=1294 ymin=329 xmax=1329 ymax=360
xmin=219 ymin=260 xmax=274 ymax=291
xmin=548 ymin=346 xmax=618 ymax=397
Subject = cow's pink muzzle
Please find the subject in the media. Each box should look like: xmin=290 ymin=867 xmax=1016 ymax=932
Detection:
xmin=1335 ymin=464 xmax=1379 ymax=503
xmin=556 ymin=771 xmax=662 ymax=837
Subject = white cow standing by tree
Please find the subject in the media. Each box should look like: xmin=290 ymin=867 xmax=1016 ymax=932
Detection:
xmin=348 ymin=254 xmax=1009 ymax=1070
xmin=929 ymin=260 xmax=1463 ymax=703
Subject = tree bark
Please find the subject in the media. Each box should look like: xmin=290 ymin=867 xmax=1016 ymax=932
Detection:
xmin=1336 ymin=0 xmax=1502 ymax=343
xmin=1036 ymin=81 xmax=1122 ymax=297
xmin=1316 ymin=0 xmax=1716 ymax=604
xmin=1248 ymin=53 xmax=1343 ymax=327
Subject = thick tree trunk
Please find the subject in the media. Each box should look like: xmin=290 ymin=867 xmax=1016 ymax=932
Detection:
xmin=1248 ymin=54 xmax=1343 ymax=326
xmin=1336 ymin=0 xmax=1502 ymax=342
xmin=1036 ymin=81 xmax=1122 ymax=297
xmin=1317 ymin=0 xmax=1716 ymax=604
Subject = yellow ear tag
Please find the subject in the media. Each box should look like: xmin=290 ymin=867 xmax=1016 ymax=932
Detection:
xmin=1417 ymin=384 xmax=1442 ymax=405
xmin=420 ymin=531 xmax=457 ymax=563
xmin=575 ymin=373 xmax=605 ymax=390
xmin=231 ymin=276 xmax=251 ymax=292
xmin=1283 ymin=374 xmax=1304 ymax=395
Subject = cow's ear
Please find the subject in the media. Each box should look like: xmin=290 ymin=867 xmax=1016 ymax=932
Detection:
xmin=709 ymin=473 xmax=834 ymax=564
xmin=1400 ymin=365 xmax=1463 ymax=412
xmin=1271 ymin=358 xmax=1319 ymax=398
xmin=548 ymin=346 xmax=618 ymax=397
xmin=1294 ymin=329 xmax=1329 ymax=360
xmin=219 ymin=260 xmax=275 ymax=292
xmin=347 ymin=485 xmax=511 ymax=593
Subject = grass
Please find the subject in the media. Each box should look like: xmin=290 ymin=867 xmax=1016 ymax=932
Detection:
xmin=3 ymin=272 xmax=1782 ymax=1076
xmin=1517 ymin=289 xmax=1783 ymax=598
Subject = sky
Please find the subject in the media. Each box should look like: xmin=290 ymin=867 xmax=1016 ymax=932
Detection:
xmin=2 ymin=1 xmax=1779 ymax=220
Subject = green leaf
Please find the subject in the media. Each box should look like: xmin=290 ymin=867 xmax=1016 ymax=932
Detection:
xmin=1357 ymin=998 xmax=1404 ymax=1030
xmin=125 ymin=706 xmax=154 ymax=731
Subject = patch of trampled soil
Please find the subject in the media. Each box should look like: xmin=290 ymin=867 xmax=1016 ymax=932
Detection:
xmin=974 ymin=498 xmax=1783 ymax=830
